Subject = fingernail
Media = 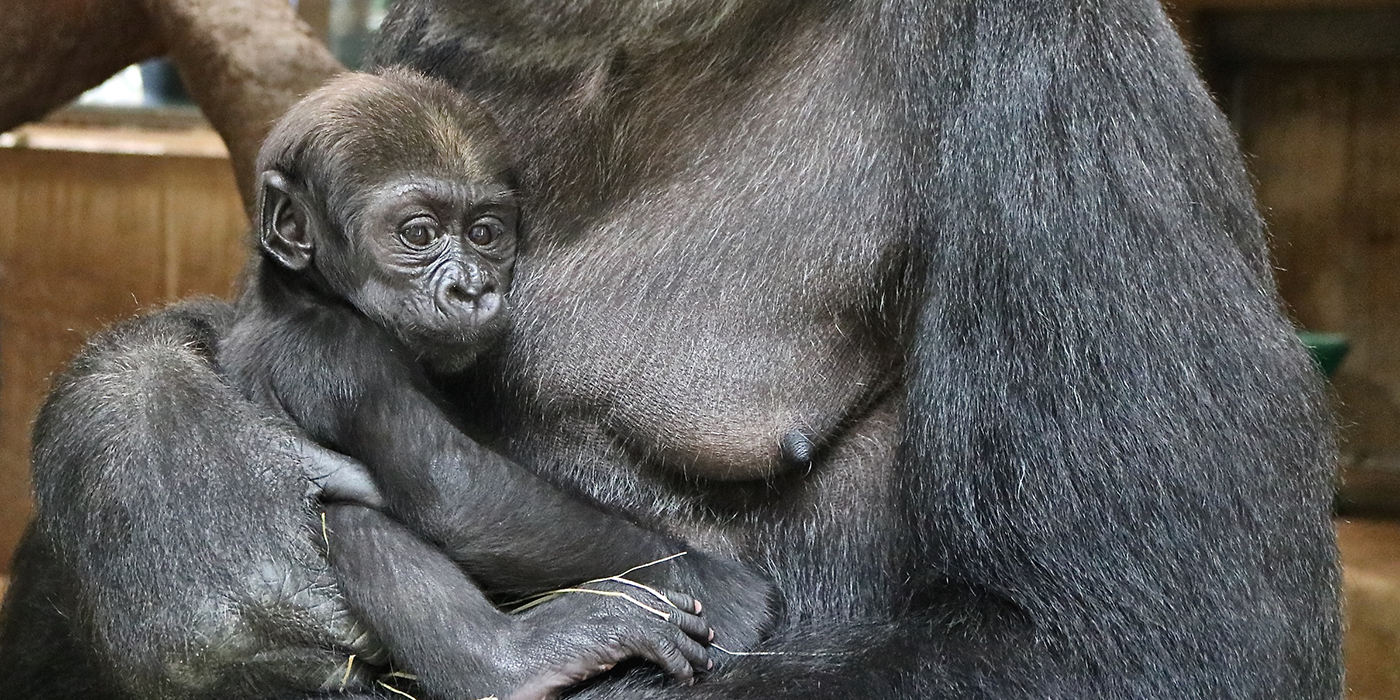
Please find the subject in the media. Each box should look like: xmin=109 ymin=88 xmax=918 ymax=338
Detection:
xmin=694 ymin=600 xmax=703 ymax=614
xmin=708 ymin=629 xmax=715 ymax=641
xmin=707 ymin=660 xmax=714 ymax=670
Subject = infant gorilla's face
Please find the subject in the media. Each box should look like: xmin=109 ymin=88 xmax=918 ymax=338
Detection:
xmin=345 ymin=171 xmax=520 ymax=365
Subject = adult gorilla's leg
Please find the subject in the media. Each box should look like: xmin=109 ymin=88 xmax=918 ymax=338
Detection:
xmin=0 ymin=300 xmax=384 ymax=699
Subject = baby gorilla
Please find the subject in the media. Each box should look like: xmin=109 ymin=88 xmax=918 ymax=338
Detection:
xmin=217 ymin=70 xmax=773 ymax=700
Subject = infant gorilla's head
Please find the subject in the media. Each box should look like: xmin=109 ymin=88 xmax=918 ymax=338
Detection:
xmin=255 ymin=68 xmax=519 ymax=368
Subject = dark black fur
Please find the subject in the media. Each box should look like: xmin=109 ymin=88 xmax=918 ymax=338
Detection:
xmin=1 ymin=1 xmax=1340 ymax=699
xmin=2 ymin=300 xmax=384 ymax=698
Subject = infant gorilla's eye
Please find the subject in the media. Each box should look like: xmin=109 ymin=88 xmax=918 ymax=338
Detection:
xmin=467 ymin=218 xmax=500 ymax=246
xmin=399 ymin=220 xmax=440 ymax=248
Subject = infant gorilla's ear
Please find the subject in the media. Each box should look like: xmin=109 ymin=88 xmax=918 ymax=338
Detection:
xmin=257 ymin=170 xmax=316 ymax=272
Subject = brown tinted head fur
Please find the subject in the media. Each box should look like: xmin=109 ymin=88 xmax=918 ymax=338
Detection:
xmin=256 ymin=68 xmax=513 ymax=238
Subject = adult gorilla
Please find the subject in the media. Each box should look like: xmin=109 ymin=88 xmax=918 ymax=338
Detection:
xmin=0 ymin=0 xmax=1341 ymax=699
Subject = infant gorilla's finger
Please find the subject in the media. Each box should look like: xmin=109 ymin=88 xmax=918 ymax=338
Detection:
xmin=661 ymin=588 xmax=701 ymax=616
xmin=628 ymin=630 xmax=709 ymax=684
xmin=296 ymin=439 xmax=385 ymax=508
xmin=667 ymin=607 xmax=713 ymax=644
xmin=671 ymin=629 xmax=713 ymax=674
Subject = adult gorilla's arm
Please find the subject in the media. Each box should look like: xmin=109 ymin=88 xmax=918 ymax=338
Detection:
xmin=3 ymin=301 xmax=391 ymax=699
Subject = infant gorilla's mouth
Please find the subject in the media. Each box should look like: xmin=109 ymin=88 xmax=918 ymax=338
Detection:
xmin=417 ymin=289 xmax=506 ymax=338
xmin=429 ymin=293 xmax=505 ymax=333
xmin=408 ymin=308 xmax=510 ymax=372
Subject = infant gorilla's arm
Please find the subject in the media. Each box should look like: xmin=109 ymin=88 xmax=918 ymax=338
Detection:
xmin=258 ymin=311 xmax=766 ymax=699
xmin=325 ymin=503 xmax=717 ymax=700
xmin=219 ymin=69 xmax=776 ymax=698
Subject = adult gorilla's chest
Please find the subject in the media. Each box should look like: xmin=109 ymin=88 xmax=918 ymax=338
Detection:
xmin=418 ymin=6 xmax=907 ymax=530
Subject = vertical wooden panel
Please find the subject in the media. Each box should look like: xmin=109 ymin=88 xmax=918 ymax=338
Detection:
xmin=1245 ymin=65 xmax=1354 ymax=325
xmin=161 ymin=157 xmax=249 ymax=299
xmin=1339 ymin=519 xmax=1400 ymax=700
xmin=0 ymin=141 xmax=21 ymax=571
xmin=0 ymin=145 xmax=246 ymax=575
xmin=1243 ymin=63 xmax=1400 ymax=482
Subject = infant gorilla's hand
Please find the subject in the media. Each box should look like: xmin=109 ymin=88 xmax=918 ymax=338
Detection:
xmin=291 ymin=435 xmax=385 ymax=509
xmin=625 ymin=551 xmax=778 ymax=658
xmin=500 ymin=581 xmax=714 ymax=700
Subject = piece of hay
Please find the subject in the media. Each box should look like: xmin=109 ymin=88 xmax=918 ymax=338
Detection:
xmin=378 ymin=680 xmax=420 ymax=699
xmin=340 ymin=654 xmax=356 ymax=689
xmin=510 ymin=552 xmax=689 ymax=616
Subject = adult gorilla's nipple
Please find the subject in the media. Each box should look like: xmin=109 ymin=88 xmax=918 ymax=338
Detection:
xmin=780 ymin=430 xmax=816 ymax=469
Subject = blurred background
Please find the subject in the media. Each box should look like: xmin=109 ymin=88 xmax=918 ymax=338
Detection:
xmin=1 ymin=0 xmax=1400 ymax=696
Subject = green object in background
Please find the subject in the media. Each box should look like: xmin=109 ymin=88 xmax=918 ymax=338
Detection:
xmin=1298 ymin=331 xmax=1349 ymax=378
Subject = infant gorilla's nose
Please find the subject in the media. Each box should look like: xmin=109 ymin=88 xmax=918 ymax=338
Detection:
xmin=436 ymin=273 xmax=499 ymax=322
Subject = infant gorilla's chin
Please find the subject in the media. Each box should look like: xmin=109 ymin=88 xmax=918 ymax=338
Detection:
xmin=404 ymin=316 xmax=509 ymax=375
xmin=354 ymin=291 xmax=511 ymax=374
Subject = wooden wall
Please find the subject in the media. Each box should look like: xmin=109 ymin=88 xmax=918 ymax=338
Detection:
xmin=0 ymin=128 xmax=247 ymax=573
xmin=1341 ymin=519 xmax=1400 ymax=700
xmin=1245 ymin=61 xmax=1400 ymax=496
